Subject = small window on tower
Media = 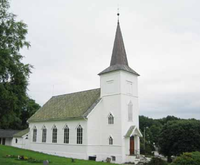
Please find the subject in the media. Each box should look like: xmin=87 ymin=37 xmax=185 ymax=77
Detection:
xmin=126 ymin=80 xmax=133 ymax=95
xmin=109 ymin=136 xmax=113 ymax=145
xmin=128 ymin=101 xmax=133 ymax=121
xmin=106 ymin=80 xmax=114 ymax=94
xmin=108 ymin=113 xmax=114 ymax=124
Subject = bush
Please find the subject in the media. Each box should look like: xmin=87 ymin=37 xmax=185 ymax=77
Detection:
xmin=146 ymin=157 xmax=168 ymax=165
xmin=170 ymin=152 xmax=200 ymax=165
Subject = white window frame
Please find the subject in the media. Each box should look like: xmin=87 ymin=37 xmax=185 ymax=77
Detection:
xmin=52 ymin=125 xmax=57 ymax=143
xmin=33 ymin=126 xmax=37 ymax=142
xmin=42 ymin=126 xmax=47 ymax=143
xmin=108 ymin=113 xmax=114 ymax=124
xmin=64 ymin=125 xmax=69 ymax=144
xmin=109 ymin=136 xmax=113 ymax=145
xmin=77 ymin=125 xmax=83 ymax=144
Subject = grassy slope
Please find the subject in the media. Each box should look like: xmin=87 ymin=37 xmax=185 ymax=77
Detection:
xmin=0 ymin=145 xmax=114 ymax=165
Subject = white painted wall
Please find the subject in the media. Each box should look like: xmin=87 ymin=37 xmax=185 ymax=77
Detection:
xmin=99 ymin=70 xmax=140 ymax=163
xmin=12 ymin=133 xmax=30 ymax=149
xmin=3 ymin=138 xmax=12 ymax=146
xmin=29 ymin=120 xmax=88 ymax=159
xmin=87 ymin=95 xmax=123 ymax=163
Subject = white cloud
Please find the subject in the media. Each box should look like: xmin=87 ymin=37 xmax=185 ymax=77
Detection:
xmin=10 ymin=0 xmax=200 ymax=119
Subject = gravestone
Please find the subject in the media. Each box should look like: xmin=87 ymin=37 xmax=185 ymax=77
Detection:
xmin=43 ymin=160 xmax=49 ymax=165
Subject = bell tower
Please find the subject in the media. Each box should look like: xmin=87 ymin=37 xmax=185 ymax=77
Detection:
xmin=98 ymin=15 xmax=141 ymax=160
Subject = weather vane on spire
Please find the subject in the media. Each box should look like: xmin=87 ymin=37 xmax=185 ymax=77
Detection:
xmin=117 ymin=7 xmax=120 ymax=23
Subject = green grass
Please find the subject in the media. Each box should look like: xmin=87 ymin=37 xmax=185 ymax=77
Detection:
xmin=0 ymin=145 xmax=115 ymax=165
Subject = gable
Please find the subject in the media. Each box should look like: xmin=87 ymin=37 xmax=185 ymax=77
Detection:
xmin=28 ymin=88 xmax=100 ymax=122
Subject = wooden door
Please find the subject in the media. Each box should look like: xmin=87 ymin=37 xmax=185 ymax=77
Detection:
xmin=130 ymin=136 xmax=134 ymax=155
xmin=2 ymin=138 xmax=5 ymax=145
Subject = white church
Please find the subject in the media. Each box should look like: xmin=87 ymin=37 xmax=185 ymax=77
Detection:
xmin=1 ymin=19 xmax=143 ymax=164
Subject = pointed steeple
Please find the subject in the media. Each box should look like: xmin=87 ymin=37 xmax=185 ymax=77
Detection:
xmin=110 ymin=21 xmax=128 ymax=66
xmin=98 ymin=18 xmax=139 ymax=76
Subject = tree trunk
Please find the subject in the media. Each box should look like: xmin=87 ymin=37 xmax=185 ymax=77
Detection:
xmin=167 ymin=155 xmax=172 ymax=163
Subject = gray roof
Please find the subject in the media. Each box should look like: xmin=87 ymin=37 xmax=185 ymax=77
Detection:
xmin=0 ymin=129 xmax=20 ymax=138
xmin=124 ymin=126 xmax=143 ymax=137
xmin=99 ymin=64 xmax=139 ymax=76
xmin=28 ymin=88 xmax=101 ymax=122
xmin=99 ymin=21 xmax=139 ymax=76
xmin=124 ymin=126 xmax=136 ymax=137
xmin=13 ymin=128 xmax=29 ymax=137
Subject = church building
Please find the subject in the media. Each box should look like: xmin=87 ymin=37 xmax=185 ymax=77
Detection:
xmin=27 ymin=19 xmax=142 ymax=164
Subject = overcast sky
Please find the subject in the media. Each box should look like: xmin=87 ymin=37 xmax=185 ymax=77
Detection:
xmin=10 ymin=0 xmax=200 ymax=119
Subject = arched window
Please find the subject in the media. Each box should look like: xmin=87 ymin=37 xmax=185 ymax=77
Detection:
xmin=33 ymin=126 xmax=37 ymax=142
xmin=64 ymin=125 xmax=69 ymax=144
xmin=77 ymin=125 xmax=83 ymax=144
xmin=109 ymin=136 xmax=113 ymax=145
xmin=15 ymin=138 xmax=18 ymax=143
xmin=108 ymin=113 xmax=114 ymax=124
xmin=128 ymin=101 xmax=133 ymax=121
xmin=42 ymin=126 xmax=47 ymax=143
xmin=52 ymin=125 xmax=57 ymax=143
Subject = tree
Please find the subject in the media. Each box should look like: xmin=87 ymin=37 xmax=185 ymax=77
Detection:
xmin=158 ymin=120 xmax=200 ymax=162
xmin=0 ymin=0 xmax=39 ymax=129
xmin=144 ymin=157 xmax=168 ymax=165
xmin=171 ymin=152 xmax=200 ymax=165
xmin=20 ymin=98 xmax=40 ymax=129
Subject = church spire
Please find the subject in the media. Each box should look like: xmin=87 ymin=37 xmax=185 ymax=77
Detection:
xmin=98 ymin=15 xmax=139 ymax=76
xmin=110 ymin=20 xmax=128 ymax=66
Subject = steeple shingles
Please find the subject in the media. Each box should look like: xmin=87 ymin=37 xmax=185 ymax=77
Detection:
xmin=110 ymin=22 xmax=128 ymax=66
xmin=99 ymin=21 xmax=139 ymax=76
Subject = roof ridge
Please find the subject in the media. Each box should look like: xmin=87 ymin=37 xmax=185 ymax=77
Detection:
xmin=52 ymin=88 xmax=100 ymax=97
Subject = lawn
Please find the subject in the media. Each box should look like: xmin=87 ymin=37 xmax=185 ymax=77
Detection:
xmin=0 ymin=145 xmax=115 ymax=165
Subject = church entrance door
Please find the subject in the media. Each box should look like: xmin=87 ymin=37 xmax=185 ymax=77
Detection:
xmin=130 ymin=136 xmax=134 ymax=155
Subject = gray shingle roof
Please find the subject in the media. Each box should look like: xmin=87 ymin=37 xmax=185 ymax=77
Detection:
xmin=99 ymin=64 xmax=139 ymax=76
xmin=0 ymin=129 xmax=20 ymax=138
xmin=13 ymin=128 xmax=29 ymax=137
xmin=124 ymin=126 xmax=143 ymax=137
xmin=99 ymin=21 xmax=139 ymax=76
xmin=28 ymin=88 xmax=101 ymax=122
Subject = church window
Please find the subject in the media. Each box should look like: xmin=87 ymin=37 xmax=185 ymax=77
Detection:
xmin=33 ymin=126 xmax=37 ymax=142
xmin=128 ymin=101 xmax=133 ymax=121
xmin=42 ymin=126 xmax=47 ymax=143
xmin=77 ymin=125 xmax=83 ymax=144
xmin=109 ymin=136 xmax=113 ymax=145
xmin=52 ymin=125 xmax=57 ymax=143
xmin=15 ymin=138 xmax=18 ymax=143
xmin=64 ymin=125 xmax=69 ymax=144
xmin=108 ymin=113 xmax=114 ymax=124
xmin=111 ymin=156 xmax=116 ymax=161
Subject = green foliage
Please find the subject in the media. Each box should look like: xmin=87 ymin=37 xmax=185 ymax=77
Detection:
xmin=145 ymin=157 xmax=168 ymax=165
xmin=140 ymin=137 xmax=154 ymax=155
xmin=158 ymin=120 xmax=200 ymax=162
xmin=21 ymin=98 xmax=40 ymax=129
xmin=140 ymin=116 xmax=163 ymax=146
xmin=171 ymin=152 xmax=200 ymax=165
xmin=0 ymin=0 xmax=40 ymax=129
